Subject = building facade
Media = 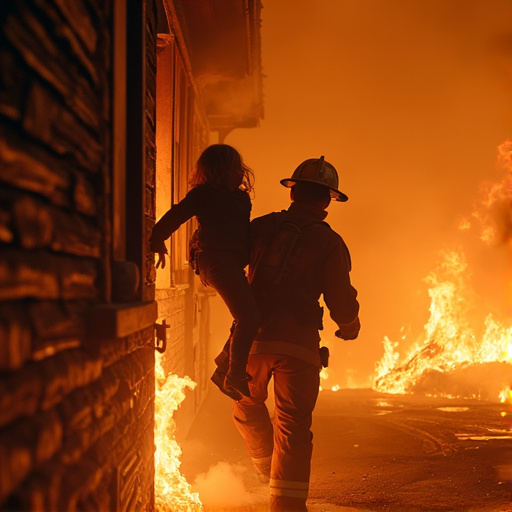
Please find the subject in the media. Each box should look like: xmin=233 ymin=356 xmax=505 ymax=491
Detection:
xmin=0 ymin=0 xmax=263 ymax=509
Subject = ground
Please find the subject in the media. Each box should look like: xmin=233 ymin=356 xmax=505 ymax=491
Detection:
xmin=178 ymin=387 xmax=512 ymax=512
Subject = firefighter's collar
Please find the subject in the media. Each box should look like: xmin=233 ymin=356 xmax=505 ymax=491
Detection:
xmin=288 ymin=202 xmax=328 ymax=221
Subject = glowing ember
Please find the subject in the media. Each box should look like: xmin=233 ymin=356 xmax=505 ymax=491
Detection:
xmin=374 ymin=141 xmax=512 ymax=400
xmin=319 ymin=367 xmax=329 ymax=391
xmin=500 ymin=387 xmax=512 ymax=427
xmin=154 ymin=354 xmax=202 ymax=511
xmin=500 ymin=387 xmax=512 ymax=405
xmin=319 ymin=358 xmax=342 ymax=391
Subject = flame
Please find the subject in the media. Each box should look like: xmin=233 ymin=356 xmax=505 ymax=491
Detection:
xmin=154 ymin=354 xmax=203 ymax=511
xmin=500 ymin=387 xmax=512 ymax=404
xmin=374 ymin=140 xmax=512 ymax=399
xmin=319 ymin=354 xmax=342 ymax=391
xmin=500 ymin=387 xmax=512 ymax=430
xmin=462 ymin=139 xmax=512 ymax=247
xmin=374 ymin=248 xmax=512 ymax=396
xmin=319 ymin=367 xmax=327 ymax=391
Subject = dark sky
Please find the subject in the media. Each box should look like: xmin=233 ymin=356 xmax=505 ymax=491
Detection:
xmin=225 ymin=0 xmax=512 ymax=386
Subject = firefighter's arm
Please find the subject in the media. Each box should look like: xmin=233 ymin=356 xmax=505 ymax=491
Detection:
xmin=335 ymin=316 xmax=360 ymax=340
xmin=323 ymin=237 xmax=360 ymax=339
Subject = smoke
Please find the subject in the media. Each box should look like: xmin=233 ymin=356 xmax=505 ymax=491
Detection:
xmin=227 ymin=0 xmax=512 ymax=385
xmin=191 ymin=462 xmax=261 ymax=509
xmin=455 ymin=139 xmax=512 ymax=316
xmin=190 ymin=463 xmax=349 ymax=511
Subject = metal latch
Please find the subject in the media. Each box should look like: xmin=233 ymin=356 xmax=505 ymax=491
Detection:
xmin=154 ymin=320 xmax=169 ymax=353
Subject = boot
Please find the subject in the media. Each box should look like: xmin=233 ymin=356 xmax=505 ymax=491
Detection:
xmin=211 ymin=328 xmax=241 ymax=399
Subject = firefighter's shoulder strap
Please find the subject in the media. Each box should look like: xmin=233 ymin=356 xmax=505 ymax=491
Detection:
xmin=250 ymin=212 xmax=324 ymax=289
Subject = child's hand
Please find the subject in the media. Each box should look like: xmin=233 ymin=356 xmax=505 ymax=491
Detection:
xmin=155 ymin=251 xmax=167 ymax=269
xmin=150 ymin=239 xmax=168 ymax=269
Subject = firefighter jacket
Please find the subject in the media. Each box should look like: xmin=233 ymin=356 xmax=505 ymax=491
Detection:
xmin=248 ymin=201 xmax=360 ymax=368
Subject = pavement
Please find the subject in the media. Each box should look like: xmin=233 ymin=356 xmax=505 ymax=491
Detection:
xmin=178 ymin=386 xmax=512 ymax=512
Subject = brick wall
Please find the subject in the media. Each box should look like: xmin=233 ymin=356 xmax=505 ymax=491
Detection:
xmin=0 ymin=0 xmax=263 ymax=508
xmin=0 ymin=1 xmax=157 ymax=510
xmin=155 ymin=281 xmax=212 ymax=438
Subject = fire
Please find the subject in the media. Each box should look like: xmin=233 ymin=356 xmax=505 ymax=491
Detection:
xmin=374 ymin=140 xmax=512 ymax=400
xmin=374 ymin=248 xmax=512 ymax=397
xmin=319 ymin=367 xmax=328 ymax=391
xmin=320 ymin=362 xmax=342 ymax=391
xmin=154 ymin=354 xmax=203 ymax=511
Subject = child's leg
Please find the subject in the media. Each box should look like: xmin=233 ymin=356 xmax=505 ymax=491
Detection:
xmin=221 ymin=282 xmax=260 ymax=397
xmin=211 ymin=323 xmax=242 ymax=400
xmin=199 ymin=257 xmax=260 ymax=396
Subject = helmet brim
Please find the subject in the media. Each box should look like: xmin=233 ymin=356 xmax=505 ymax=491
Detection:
xmin=280 ymin=178 xmax=348 ymax=202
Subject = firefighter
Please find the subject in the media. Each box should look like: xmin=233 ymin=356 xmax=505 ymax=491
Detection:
xmin=213 ymin=156 xmax=360 ymax=511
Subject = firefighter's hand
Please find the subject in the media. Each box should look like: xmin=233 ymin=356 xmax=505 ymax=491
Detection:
xmin=335 ymin=317 xmax=360 ymax=340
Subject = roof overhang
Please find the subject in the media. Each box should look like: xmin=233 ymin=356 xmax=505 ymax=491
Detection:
xmin=159 ymin=0 xmax=264 ymax=139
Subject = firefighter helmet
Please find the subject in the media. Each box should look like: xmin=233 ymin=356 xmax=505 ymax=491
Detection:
xmin=280 ymin=156 xmax=348 ymax=202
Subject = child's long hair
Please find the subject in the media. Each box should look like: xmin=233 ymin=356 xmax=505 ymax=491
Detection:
xmin=189 ymin=144 xmax=254 ymax=193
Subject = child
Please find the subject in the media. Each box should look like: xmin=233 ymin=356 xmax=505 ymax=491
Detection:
xmin=149 ymin=144 xmax=260 ymax=399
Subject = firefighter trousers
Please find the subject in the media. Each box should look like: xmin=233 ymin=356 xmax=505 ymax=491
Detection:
xmin=233 ymin=353 xmax=320 ymax=511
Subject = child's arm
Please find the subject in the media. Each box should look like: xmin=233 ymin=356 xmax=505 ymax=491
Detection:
xmin=149 ymin=189 xmax=199 ymax=269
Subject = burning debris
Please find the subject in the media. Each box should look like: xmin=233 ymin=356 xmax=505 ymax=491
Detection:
xmin=374 ymin=248 xmax=512 ymax=398
xmin=374 ymin=141 xmax=512 ymax=401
